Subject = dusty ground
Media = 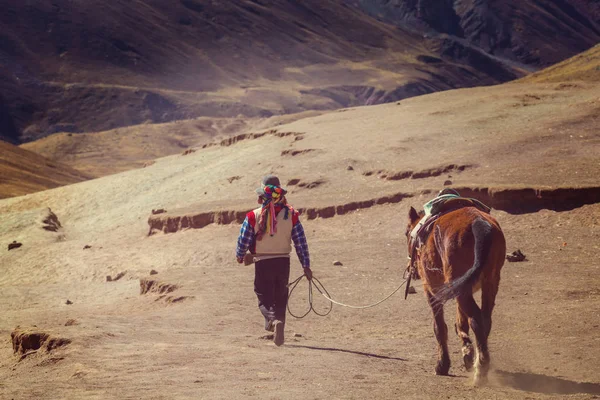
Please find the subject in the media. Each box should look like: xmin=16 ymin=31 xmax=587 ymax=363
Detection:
xmin=1 ymin=80 xmax=599 ymax=399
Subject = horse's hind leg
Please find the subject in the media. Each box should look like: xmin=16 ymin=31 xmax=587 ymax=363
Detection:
xmin=457 ymin=294 xmax=489 ymax=386
xmin=481 ymin=278 xmax=499 ymax=340
xmin=455 ymin=305 xmax=474 ymax=371
xmin=427 ymin=292 xmax=450 ymax=375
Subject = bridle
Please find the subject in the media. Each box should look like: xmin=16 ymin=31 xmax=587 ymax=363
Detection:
xmin=404 ymin=231 xmax=421 ymax=299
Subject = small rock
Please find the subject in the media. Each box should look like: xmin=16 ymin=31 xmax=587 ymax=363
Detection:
xmin=150 ymin=269 xmax=158 ymax=275
xmin=506 ymin=249 xmax=526 ymax=262
xmin=8 ymin=241 xmax=22 ymax=251
xmin=83 ymin=245 xmax=92 ymax=250
xmin=407 ymin=286 xmax=417 ymax=294
xmin=347 ymin=166 xmax=354 ymax=171
xmin=106 ymin=272 xmax=126 ymax=282
xmin=294 ymin=333 xmax=303 ymax=338
xmin=65 ymin=319 xmax=79 ymax=326
xmin=333 ymin=260 xmax=343 ymax=266
xmin=152 ymin=209 xmax=167 ymax=215
xmin=443 ymin=180 xmax=452 ymax=186
xmin=65 ymin=300 xmax=73 ymax=305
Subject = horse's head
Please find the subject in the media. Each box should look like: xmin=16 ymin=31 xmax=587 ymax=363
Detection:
xmin=406 ymin=206 xmax=424 ymax=253
xmin=406 ymin=206 xmax=423 ymax=240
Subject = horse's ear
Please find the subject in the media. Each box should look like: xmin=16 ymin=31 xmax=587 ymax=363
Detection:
xmin=408 ymin=207 xmax=420 ymax=223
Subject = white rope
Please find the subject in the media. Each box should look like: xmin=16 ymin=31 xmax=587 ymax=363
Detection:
xmin=312 ymin=276 xmax=408 ymax=309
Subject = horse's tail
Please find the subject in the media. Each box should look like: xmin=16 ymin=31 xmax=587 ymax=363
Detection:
xmin=433 ymin=218 xmax=493 ymax=304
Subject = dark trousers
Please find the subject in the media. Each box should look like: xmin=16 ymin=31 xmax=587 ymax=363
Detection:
xmin=254 ymin=257 xmax=290 ymax=330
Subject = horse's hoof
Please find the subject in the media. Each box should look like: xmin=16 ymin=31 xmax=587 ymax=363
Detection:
xmin=463 ymin=354 xmax=474 ymax=371
xmin=435 ymin=360 xmax=450 ymax=376
xmin=462 ymin=343 xmax=474 ymax=371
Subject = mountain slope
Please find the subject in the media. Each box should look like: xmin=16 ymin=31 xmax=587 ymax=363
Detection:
xmin=519 ymin=44 xmax=600 ymax=83
xmin=0 ymin=0 xmax=523 ymax=143
xmin=0 ymin=140 xmax=91 ymax=199
xmin=1 ymin=67 xmax=599 ymax=398
xmin=348 ymin=0 xmax=600 ymax=67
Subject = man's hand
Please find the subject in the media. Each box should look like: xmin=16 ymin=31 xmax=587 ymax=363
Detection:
xmin=303 ymin=267 xmax=313 ymax=281
xmin=236 ymin=256 xmax=244 ymax=264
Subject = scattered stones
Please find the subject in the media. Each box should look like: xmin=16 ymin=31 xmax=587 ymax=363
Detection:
xmin=506 ymin=249 xmax=527 ymax=262
xmin=181 ymin=148 xmax=196 ymax=156
xmin=333 ymin=260 xmax=343 ymax=266
xmin=160 ymin=295 xmax=193 ymax=303
xmin=152 ymin=209 xmax=167 ymax=215
xmin=298 ymin=179 xmax=326 ymax=189
xmin=281 ymin=148 xmax=316 ymax=157
xmin=83 ymin=245 xmax=92 ymax=250
xmin=140 ymin=278 xmax=178 ymax=295
xmin=8 ymin=241 xmax=22 ymax=251
xmin=407 ymin=286 xmax=417 ymax=294
xmin=11 ymin=327 xmax=71 ymax=357
xmin=42 ymin=208 xmax=62 ymax=232
xmin=64 ymin=319 xmax=79 ymax=326
xmin=150 ymin=269 xmax=158 ymax=275
xmin=65 ymin=300 xmax=73 ymax=305
xmin=364 ymin=164 xmax=474 ymax=181
xmin=106 ymin=272 xmax=126 ymax=282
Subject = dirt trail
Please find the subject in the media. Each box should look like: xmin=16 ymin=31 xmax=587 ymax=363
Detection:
xmin=1 ymin=81 xmax=599 ymax=399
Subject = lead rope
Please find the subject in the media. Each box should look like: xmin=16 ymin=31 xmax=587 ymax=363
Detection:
xmin=287 ymin=273 xmax=409 ymax=318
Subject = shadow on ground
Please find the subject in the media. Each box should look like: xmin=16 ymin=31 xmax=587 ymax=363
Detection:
xmin=495 ymin=370 xmax=600 ymax=395
xmin=286 ymin=344 xmax=407 ymax=361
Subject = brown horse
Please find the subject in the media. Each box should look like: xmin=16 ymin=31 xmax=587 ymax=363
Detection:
xmin=405 ymin=204 xmax=506 ymax=385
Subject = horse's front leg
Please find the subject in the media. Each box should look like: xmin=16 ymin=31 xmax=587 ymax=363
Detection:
xmin=427 ymin=291 xmax=450 ymax=375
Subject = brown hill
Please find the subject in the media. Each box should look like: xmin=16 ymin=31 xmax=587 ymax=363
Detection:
xmin=1 ymin=79 xmax=599 ymax=398
xmin=21 ymin=44 xmax=600 ymax=179
xmin=349 ymin=0 xmax=600 ymax=68
xmin=0 ymin=140 xmax=91 ymax=199
xmin=21 ymin=111 xmax=323 ymax=177
xmin=519 ymin=44 xmax=600 ymax=83
xmin=0 ymin=0 xmax=525 ymax=143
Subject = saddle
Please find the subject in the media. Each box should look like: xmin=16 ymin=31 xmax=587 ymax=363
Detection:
xmin=405 ymin=190 xmax=491 ymax=298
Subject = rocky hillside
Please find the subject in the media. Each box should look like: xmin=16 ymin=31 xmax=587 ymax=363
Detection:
xmin=519 ymin=44 xmax=600 ymax=83
xmin=348 ymin=0 xmax=600 ymax=68
xmin=0 ymin=0 xmax=524 ymax=144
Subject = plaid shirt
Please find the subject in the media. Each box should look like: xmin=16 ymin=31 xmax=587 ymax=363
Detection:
xmin=236 ymin=207 xmax=310 ymax=268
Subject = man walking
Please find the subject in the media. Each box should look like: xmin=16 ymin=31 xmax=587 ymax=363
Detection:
xmin=236 ymin=175 xmax=312 ymax=346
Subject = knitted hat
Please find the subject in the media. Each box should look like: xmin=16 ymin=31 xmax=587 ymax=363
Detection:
xmin=255 ymin=175 xmax=287 ymax=197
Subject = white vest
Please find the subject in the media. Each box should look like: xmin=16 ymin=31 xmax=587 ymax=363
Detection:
xmin=253 ymin=207 xmax=293 ymax=255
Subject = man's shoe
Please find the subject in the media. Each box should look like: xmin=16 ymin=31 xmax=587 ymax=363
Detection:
xmin=273 ymin=320 xmax=284 ymax=346
xmin=266 ymin=320 xmax=275 ymax=332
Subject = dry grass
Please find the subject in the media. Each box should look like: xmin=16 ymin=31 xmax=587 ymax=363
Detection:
xmin=519 ymin=44 xmax=600 ymax=83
